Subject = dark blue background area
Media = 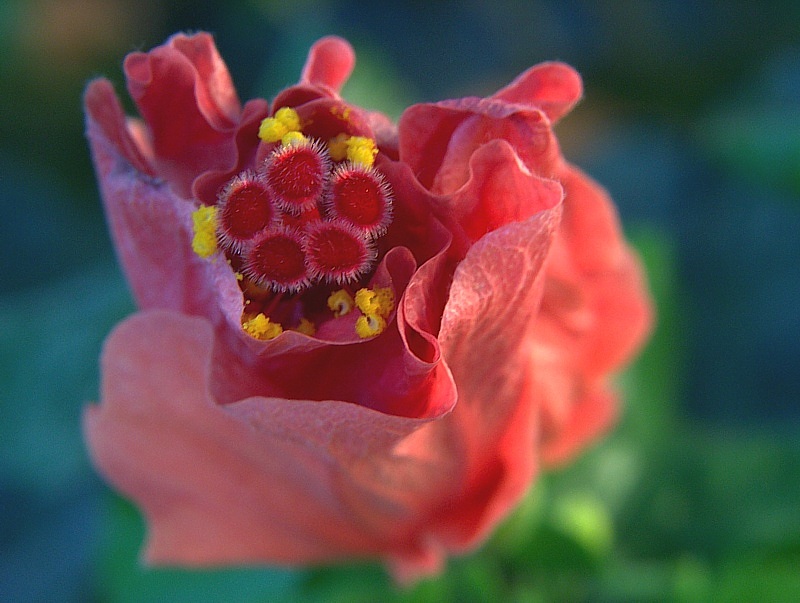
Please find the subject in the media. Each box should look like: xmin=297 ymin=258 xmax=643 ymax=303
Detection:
xmin=1 ymin=1 xmax=798 ymax=600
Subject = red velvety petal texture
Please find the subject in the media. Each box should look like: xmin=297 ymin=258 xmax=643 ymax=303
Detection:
xmin=84 ymin=311 xmax=455 ymax=567
xmin=123 ymin=32 xmax=269 ymax=199
xmin=396 ymin=61 xmax=653 ymax=470
xmin=84 ymin=32 xmax=652 ymax=581
xmin=492 ymin=61 xmax=583 ymax=123
xmin=397 ymin=61 xmax=579 ymax=195
xmin=535 ymin=165 xmax=653 ymax=465
xmin=85 ymin=78 xmax=240 ymax=324
xmin=300 ymin=35 xmax=356 ymax=91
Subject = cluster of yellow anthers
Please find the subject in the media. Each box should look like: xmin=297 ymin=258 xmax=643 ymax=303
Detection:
xmin=240 ymin=287 xmax=394 ymax=342
xmin=191 ymin=205 xmax=219 ymax=258
xmin=257 ymin=107 xmax=378 ymax=168
xmin=327 ymin=287 xmax=396 ymax=339
xmin=256 ymin=106 xmax=302 ymax=147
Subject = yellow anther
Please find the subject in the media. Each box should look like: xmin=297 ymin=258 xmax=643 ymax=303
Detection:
xmin=281 ymin=131 xmax=307 ymax=146
xmin=274 ymin=106 xmax=301 ymax=131
xmin=294 ymin=318 xmax=316 ymax=336
xmin=242 ymin=313 xmax=283 ymax=340
xmin=355 ymin=288 xmax=379 ymax=315
xmin=374 ymin=287 xmax=395 ymax=316
xmin=327 ymin=133 xmax=349 ymax=161
xmin=346 ymin=136 xmax=378 ymax=167
xmin=258 ymin=107 xmax=301 ymax=143
xmin=355 ymin=287 xmax=394 ymax=318
xmin=191 ymin=205 xmax=218 ymax=258
xmin=327 ymin=289 xmax=355 ymax=317
xmin=258 ymin=118 xmax=286 ymax=143
xmin=355 ymin=313 xmax=387 ymax=339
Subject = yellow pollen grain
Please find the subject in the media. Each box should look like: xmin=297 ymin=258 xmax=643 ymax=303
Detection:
xmin=327 ymin=133 xmax=349 ymax=161
xmin=281 ymin=131 xmax=307 ymax=146
xmin=374 ymin=287 xmax=395 ymax=316
xmin=275 ymin=106 xmax=301 ymax=131
xmin=355 ymin=313 xmax=387 ymax=338
xmin=355 ymin=288 xmax=378 ymax=315
xmin=346 ymin=136 xmax=378 ymax=167
xmin=258 ymin=107 xmax=301 ymax=143
xmin=242 ymin=313 xmax=283 ymax=340
xmin=327 ymin=289 xmax=355 ymax=317
xmin=258 ymin=118 xmax=286 ymax=143
xmin=355 ymin=287 xmax=394 ymax=318
xmin=191 ymin=205 xmax=218 ymax=258
xmin=294 ymin=318 xmax=316 ymax=336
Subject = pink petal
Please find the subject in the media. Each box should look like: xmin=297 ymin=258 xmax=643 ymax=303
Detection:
xmin=554 ymin=164 xmax=653 ymax=376
xmin=300 ymin=36 xmax=356 ymax=92
xmin=540 ymin=387 xmax=617 ymax=466
xmin=443 ymin=139 xmax=564 ymax=242
xmin=492 ymin=61 xmax=583 ymax=123
xmin=270 ymin=84 xmax=330 ymax=114
xmin=557 ymin=164 xmax=627 ymax=271
xmin=581 ymin=251 xmax=653 ymax=378
xmin=168 ymin=33 xmax=241 ymax=126
xmin=191 ymin=97 xmax=270 ymax=204
xmin=425 ymin=200 xmax=562 ymax=551
xmin=294 ymin=98 xmax=373 ymax=140
xmin=378 ymin=157 xmax=459 ymax=265
xmin=532 ymin=165 xmax=653 ymax=465
xmin=84 ymin=78 xmax=154 ymax=176
xmin=84 ymin=310 xmax=458 ymax=567
xmin=368 ymin=110 xmax=400 ymax=160
xmin=124 ymin=32 xmax=242 ymax=198
xmin=398 ymin=98 xmax=560 ymax=195
xmin=86 ymin=97 xmax=242 ymax=324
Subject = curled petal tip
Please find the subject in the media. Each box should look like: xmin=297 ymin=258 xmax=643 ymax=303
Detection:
xmin=84 ymin=77 xmax=155 ymax=176
xmin=301 ymin=36 xmax=356 ymax=92
xmin=493 ymin=61 xmax=584 ymax=123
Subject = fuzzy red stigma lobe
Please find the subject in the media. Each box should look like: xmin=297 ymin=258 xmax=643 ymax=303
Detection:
xmin=217 ymin=172 xmax=276 ymax=250
xmin=245 ymin=226 xmax=310 ymax=292
xmin=327 ymin=164 xmax=393 ymax=237
xmin=304 ymin=219 xmax=375 ymax=284
xmin=264 ymin=140 xmax=329 ymax=214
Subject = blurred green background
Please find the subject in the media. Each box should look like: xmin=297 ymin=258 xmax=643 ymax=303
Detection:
xmin=2 ymin=1 xmax=799 ymax=601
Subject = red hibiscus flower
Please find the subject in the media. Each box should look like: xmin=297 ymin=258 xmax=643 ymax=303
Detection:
xmin=83 ymin=33 xmax=651 ymax=581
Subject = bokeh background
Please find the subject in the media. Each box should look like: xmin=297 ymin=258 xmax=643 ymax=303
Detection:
xmin=2 ymin=1 xmax=799 ymax=601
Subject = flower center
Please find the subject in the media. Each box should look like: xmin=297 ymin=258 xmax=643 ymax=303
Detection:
xmin=191 ymin=106 xmax=396 ymax=340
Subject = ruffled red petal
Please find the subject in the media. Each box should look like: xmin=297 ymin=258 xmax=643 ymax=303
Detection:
xmin=123 ymin=32 xmax=244 ymax=198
